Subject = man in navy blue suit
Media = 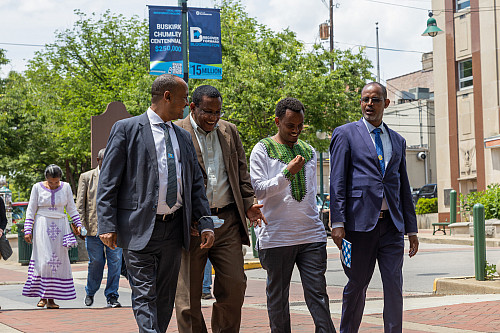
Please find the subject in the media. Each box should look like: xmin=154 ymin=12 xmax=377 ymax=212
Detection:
xmin=329 ymin=82 xmax=419 ymax=333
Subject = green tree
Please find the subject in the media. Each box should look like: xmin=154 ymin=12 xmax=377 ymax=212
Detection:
xmin=191 ymin=0 xmax=372 ymax=155
xmin=0 ymin=48 xmax=9 ymax=94
xmin=0 ymin=11 xmax=152 ymax=194
xmin=0 ymin=2 xmax=372 ymax=196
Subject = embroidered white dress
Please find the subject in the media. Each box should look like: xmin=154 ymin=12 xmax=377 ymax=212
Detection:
xmin=22 ymin=182 xmax=81 ymax=300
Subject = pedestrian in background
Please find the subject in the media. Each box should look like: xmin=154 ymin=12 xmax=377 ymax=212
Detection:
xmin=77 ymin=148 xmax=122 ymax=308
xmin=22 ymin=164 xmax=82 ymax=309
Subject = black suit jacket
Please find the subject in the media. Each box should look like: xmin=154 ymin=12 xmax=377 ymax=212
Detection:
xmin=97 ymin=112 xmax=213 ymax=251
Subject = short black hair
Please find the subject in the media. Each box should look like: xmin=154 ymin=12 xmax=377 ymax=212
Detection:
xmin=362 ymin=82 xmax=387 ymax=100
xmin=151 ymin=74 xmax=181 ymax=104
xmin=44 ymin=164 xmax=63 ymax=179
xmin=275 ymin=97 xmax=305 ymax=119
xmin=192 ymin=85 xmax=222 ymax=106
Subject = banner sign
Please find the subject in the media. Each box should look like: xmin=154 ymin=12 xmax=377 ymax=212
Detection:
xmin=188 ymin=8 xmax=222 ymax=79
xmin=148 ymin=6 xmax=183 ymax=77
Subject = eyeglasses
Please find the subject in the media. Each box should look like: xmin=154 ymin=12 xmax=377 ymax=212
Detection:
xmin=361 ymin=97 xmax=383 ymax=104
xmin=200 ymin=109 xmax=224 ymax=118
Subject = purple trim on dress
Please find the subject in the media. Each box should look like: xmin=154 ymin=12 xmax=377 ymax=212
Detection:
xmin=62 ymin=233 xmax=78 ymax=248
xmin=24 ymin=220 xmax=34 ymax=234
xmin=38 ymin=181 xmax=64 ymax=211
xmin=23 ymin=260 xmax=77 ymax=300
xmin=70 ymin=214 xmax=82 ymax=228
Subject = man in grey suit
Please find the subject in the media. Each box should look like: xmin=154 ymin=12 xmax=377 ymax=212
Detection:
xmin=97 ymin=74 xmax=215 ymax=333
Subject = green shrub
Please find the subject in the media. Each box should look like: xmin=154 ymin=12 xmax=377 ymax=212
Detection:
xmin=460 ymin=183 xmax=500 ymax=221
xmin=415 ymin=198 xmax=438 ymax=215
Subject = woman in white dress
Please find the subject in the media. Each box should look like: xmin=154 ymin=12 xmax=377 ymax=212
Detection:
xmin=22 ymin=164 xmax=82 ymax=309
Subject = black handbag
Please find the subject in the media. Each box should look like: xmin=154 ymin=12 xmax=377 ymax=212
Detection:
xmin=0 ymin=232 xmax=13 ymax=260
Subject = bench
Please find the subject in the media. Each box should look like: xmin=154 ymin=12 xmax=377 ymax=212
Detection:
xmin=432 ymin=222 xmax=451 ymax=235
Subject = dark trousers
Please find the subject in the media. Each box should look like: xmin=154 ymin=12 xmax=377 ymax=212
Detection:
xmin=175 ymin=207 xmax=246 ymax=333
xmin=340 ymin=217 xmax=404 ymax=333
xmin=259 ymin=242 xmax=336 ymax=333
xmin=123 ymin=213 xmax=183 ymax=333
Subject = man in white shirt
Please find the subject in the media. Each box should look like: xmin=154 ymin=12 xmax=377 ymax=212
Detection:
xmin=250 ymin=97 xmax=336 ymax=333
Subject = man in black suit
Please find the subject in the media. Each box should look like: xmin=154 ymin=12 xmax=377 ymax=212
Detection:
xmin=97 ymin=74 xmax=215 ymax=333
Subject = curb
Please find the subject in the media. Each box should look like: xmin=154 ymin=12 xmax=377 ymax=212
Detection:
xmin=244 ymin=260 xmax=262 ymax=270
xmin=434 ymin=276 xmax=500 ymax=295
xmin=418 ymin=235 xmax=500 ymax=247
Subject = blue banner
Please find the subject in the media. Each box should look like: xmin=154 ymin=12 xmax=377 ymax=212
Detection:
xmin=148 ymin=6 xmax=183 ymax=77
xmin=188 ymin=8 xmax=222 ymax=80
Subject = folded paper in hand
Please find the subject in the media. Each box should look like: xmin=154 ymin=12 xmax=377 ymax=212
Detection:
xmin=341 ymin=238 xmax=351 ymax=268
xmin=210 ymin=216 xmax=225 ymax=228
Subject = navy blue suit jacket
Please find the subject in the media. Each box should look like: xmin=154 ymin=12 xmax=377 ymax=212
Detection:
xmin=329 ymin=119 xmax=417 ymax=234
xmin=97 ymin=112 xmax=213 ymax=251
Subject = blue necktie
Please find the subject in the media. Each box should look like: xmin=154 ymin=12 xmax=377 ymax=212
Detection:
xmin=159 ymin=123 xmax=177 ymax=208
xmin=373 ymin=128 xmax=385 ymax=175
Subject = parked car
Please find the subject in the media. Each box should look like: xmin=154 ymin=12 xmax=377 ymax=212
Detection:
xmin=416 ymin=184 xmax=437 ymax=201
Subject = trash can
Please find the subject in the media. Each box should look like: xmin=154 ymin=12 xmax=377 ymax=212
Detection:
xmin=68 ymin=246 xmax=78 ymax=263
xmin=17 ymin=223 xmax=32 ymax=265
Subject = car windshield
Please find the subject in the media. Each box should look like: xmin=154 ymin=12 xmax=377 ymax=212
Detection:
xmin=419 ymin=185 xmax=435 ymax=195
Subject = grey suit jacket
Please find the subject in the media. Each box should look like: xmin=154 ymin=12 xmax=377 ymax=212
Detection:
xmin=175 ymin=117 xmax=255 ymax=245
xmin=96 ymin=112 xmax=213 ymax=251
xmin=76 ymin=168 xmax=99 ymax=236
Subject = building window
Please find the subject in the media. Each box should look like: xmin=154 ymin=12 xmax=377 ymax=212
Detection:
xmin=456 ymin=0 xmax=470 ymax=11
xmin=458 ymin=59 xmax=473 ymax=90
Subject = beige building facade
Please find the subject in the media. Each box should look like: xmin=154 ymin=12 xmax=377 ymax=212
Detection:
xmin=432 ymin=0 xmax=500 ymax=221
xmin=385 ymin=54 xmax=436 ymax=189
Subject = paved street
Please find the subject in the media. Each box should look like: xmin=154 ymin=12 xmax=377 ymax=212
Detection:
xmin=0 ymin=233 xmax=499 ymax=332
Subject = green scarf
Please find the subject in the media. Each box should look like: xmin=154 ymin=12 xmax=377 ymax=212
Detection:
xmin=260 ymin=137 xmax=313 ymax=202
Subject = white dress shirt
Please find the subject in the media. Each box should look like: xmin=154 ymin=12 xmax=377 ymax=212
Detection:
xmin=189 ymin=114 xmax=233 ymax=208
xmin=250 ymin=141 xmax=326 ymax=250
xmin=147 ymin=108 xmax=183 ymax=215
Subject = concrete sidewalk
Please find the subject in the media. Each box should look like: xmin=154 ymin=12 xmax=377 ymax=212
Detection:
xmin=0 ymin=230 xmax=499 ymax=332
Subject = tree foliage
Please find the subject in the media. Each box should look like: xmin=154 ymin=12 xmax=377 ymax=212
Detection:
xmin=191 ymin=0 xmax=373 ymax=155
xmin=0 ymin=1 xmax=372 ymax=198
xmin=0 ymin=11 xmax=152 ymax=197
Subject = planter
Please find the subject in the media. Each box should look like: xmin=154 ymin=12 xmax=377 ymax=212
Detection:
xmin=469 ymin=219 xmax=498 ymax=238
xmin=416 ymin=213 xmax=438 ymax=229
xmin=493 ymin=221 xmax=500 ymax=238
xmin=449 ymin=222 xmax=471 ymax=237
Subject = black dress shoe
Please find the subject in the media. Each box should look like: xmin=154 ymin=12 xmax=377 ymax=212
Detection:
xmin=107 ymin=297 xmax=122 ymax=308
xmin=84 ymin=295 xmax=94 ymax=306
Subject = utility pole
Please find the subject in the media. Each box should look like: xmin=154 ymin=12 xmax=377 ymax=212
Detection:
xmin=376 ymin=22 xmax=380 ymax=82
xmin=329 ymin=0 xmax=334 ymax=70
xmin=179 ymin=0 xmax=189 ymax=83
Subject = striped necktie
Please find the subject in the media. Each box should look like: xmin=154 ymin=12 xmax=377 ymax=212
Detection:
xmin=373 ymin=128 xmax=385 ymax=175
xmin=159 ymin=123 xmax=177 ymax=208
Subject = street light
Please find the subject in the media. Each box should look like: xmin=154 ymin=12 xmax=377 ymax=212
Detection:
xmin=316 ymin=131 xmax=329 ymax=201
xmin=422 ymin=12 xmax=443 ymax=37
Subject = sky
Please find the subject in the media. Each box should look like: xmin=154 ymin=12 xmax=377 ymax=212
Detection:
xmin=0 ymin=0 xmax=435 ymax=84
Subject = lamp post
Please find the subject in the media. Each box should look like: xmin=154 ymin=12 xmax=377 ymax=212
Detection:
xmin=376 ymin=22 xmax=380 ymax=83
xmin=316 ymin=131 xmax=329 ymax=201
xmin=422 ymin=12 xmax=443 ymax=37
